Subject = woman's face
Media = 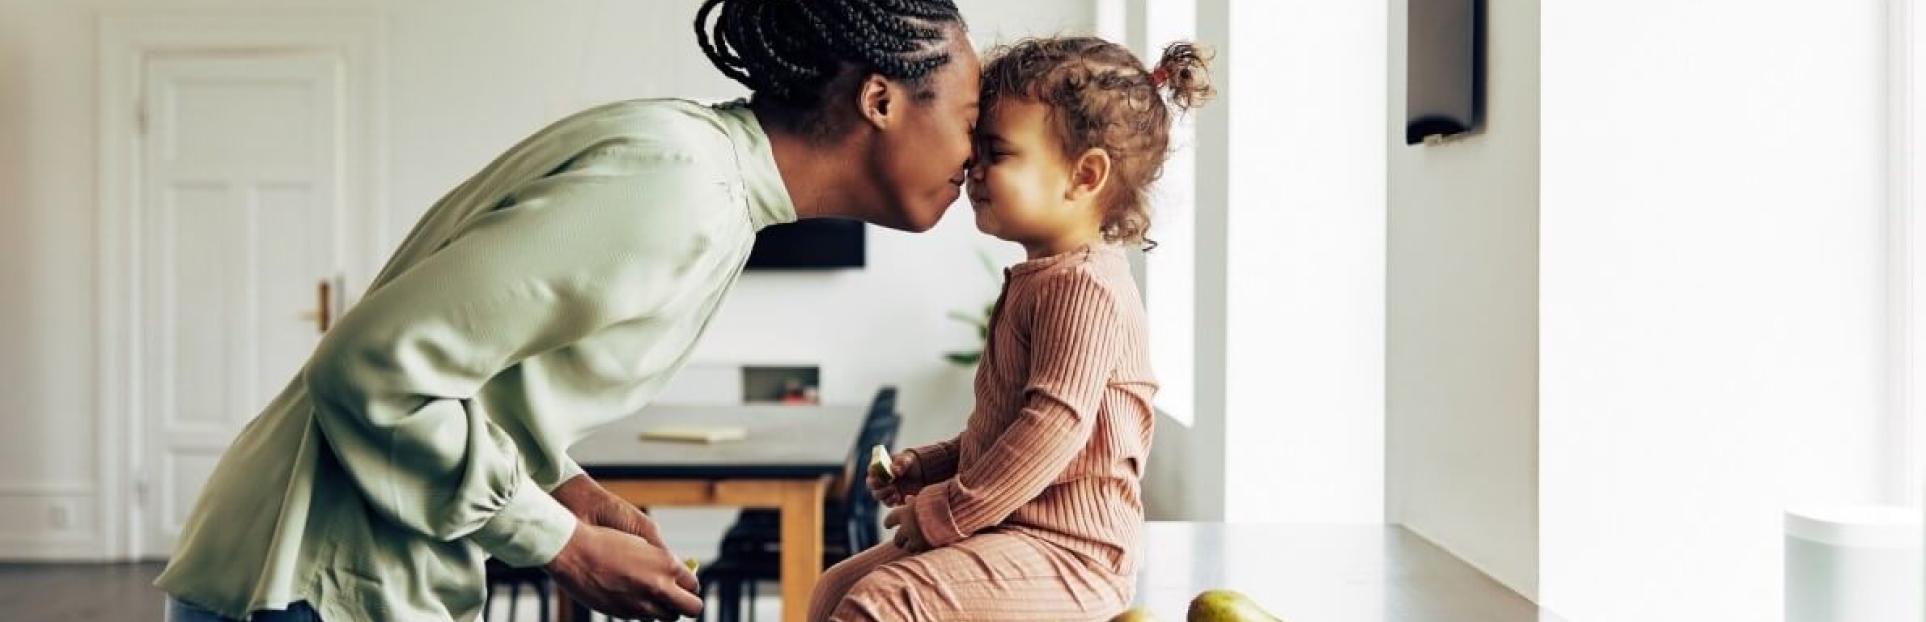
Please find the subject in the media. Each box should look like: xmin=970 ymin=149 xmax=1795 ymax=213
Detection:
xmin=866 ymin=30 xmax=981 ymax=232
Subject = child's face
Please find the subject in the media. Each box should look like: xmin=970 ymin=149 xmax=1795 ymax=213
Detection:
xmin=966 ymin=99 xmax=1083 ymax=246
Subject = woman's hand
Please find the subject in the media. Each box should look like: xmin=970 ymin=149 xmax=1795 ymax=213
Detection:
xmin=867 ymin=450 xmax=919 ymax=507
xmin=552 ymin=475 xmax=669 ymax=548
xmin=546 ymin=522 xmax=703 ymax=621
xmin=884 ymin=499 xmax=931 ymax=552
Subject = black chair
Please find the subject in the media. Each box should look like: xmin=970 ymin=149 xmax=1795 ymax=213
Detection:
xmin=697 ymin=388 xmax=902 ymax=622
xmin=482 ymin=558 xmax=552 ymax=622
xmin=713 ymin=386 xmax=897 ymax=554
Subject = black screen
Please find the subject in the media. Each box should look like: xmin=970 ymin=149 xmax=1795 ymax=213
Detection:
xmin=745 ymin=219 xmax=866 ymax=269
xmin=1406 ymin=0 xmax=1484 ymax=144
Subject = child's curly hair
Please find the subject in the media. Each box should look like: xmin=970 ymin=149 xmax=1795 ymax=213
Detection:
xmin=979 ymin=37 xmax=1214 ymax=249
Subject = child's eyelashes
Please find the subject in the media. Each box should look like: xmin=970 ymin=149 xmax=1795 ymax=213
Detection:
xmin=970 ymin=145 xmax=1003 ymax=166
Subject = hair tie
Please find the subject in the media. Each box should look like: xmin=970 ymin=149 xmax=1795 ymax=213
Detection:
xmin=1150 ymin=67 xmax=1169 ymax=88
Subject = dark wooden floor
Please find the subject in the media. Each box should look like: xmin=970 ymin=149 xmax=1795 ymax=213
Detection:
xmin=0 ymin=561 xmax=167 ymax=621
xmin=0 ymin=561 xmax=567 ymax=622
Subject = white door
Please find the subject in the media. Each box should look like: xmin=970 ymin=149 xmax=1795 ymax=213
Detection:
xmin=137 ymin=52 xmax=342 ymax=557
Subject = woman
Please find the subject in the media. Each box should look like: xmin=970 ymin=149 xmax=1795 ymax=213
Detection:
xmin=156 ymin=1 xmax=980 ymax=620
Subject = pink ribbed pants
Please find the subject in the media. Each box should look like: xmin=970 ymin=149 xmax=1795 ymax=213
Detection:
xmin=806 ymin=531 xmax=1133 ymax=622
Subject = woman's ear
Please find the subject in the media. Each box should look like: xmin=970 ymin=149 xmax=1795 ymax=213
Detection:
xmin=1065 ymin=147 xmax=1112 ymax=201
xmin=857 ymin=74 xmax=894 ymax=131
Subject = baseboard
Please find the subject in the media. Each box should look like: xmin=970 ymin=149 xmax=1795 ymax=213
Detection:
xmin=0 ymin=484 xmax=107 ymax=561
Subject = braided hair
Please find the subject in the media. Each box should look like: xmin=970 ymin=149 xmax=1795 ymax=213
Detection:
xmin=696 ymin=0 xmax=965 ymax=132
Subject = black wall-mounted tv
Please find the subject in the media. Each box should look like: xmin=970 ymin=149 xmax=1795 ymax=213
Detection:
xmin=745 ymin=219 xmax=866 ymax=269
xmin=1405 ymin=0 xmax=1485 ymax=144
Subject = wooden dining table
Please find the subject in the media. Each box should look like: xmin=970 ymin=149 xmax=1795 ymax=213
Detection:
xmin=566 ymin=403 xmax=868 ymax=622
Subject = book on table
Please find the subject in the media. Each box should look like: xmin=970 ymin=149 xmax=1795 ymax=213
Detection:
xmin=638 ymin=425 xmax=749 ymax=444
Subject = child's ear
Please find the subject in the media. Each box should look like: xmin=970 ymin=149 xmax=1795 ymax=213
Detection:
xmin=1065 ymin=148 xmax=1112 ymax=201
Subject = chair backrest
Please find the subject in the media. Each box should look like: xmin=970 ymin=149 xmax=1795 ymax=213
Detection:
xmin=843 ymin=411 xmax=900 ymax=550
xmin=834 ymin=387 xmax=899 ymax=492
xmin=867 ymin=386 xmax=898 ymax=426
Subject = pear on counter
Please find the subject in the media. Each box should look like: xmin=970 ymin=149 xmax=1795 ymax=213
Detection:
xmin=1109 ymin=607 xmax=1161 ymax=622
xmin=1187 ymin=589 xmax=1283 ymax=622
xmin=868 ymin=445 xmax=895 ymax=482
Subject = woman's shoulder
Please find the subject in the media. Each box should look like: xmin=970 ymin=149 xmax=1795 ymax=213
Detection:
xmin=579 ymin=98 xmax=743 ymax=133
xmin=538 ymin=98 xmax=742 ymax=165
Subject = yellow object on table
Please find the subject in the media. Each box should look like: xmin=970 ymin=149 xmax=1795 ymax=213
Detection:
xmin=638 ymin=425 xmax=748 ymax=444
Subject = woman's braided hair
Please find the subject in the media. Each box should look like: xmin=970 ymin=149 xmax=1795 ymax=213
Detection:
xmin=696 ymin=0 xmax=965 ymax=133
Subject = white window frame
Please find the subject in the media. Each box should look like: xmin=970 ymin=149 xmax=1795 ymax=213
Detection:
xmin=1890 ymin=0 xmax=1924 ymax=507
xmin=1102 ymin=0 xmax=1202 ymax=426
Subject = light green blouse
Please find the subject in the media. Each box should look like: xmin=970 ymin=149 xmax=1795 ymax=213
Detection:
xmin=155 ymin=99 xmax=797 ymax=621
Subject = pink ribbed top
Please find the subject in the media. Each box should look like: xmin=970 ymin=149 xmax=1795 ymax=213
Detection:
xmin=903 ymin=243 xmax=1157 ymax=576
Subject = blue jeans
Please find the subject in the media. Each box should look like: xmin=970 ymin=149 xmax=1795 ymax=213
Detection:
xmin=166 ymin=597 xmax=322 ymax=622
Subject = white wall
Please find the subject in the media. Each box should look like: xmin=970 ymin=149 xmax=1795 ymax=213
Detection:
xmin=1221 ymin=0 xmax=1386 ymax=523
xmin=0 ymin=0 xmax=1092 ymax=560
xmin=0 ymin=0 xmax=106 ymax=560
xmin=1540 ymin=1 xmax=1890 ymax=620
xmin=1386 ymin=0 xmax=1541 ymax=599
xmin=1136 ymin=0 xmax=1235 ymax=523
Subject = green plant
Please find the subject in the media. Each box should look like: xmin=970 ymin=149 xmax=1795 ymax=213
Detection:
xmin=943 ymin=302 xmax=994 ymax=365
xmin=943 ymin=249 xmax=1003 ymax=366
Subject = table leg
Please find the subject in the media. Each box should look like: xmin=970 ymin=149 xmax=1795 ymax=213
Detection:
xmin=778 ymin=477 xmax=827 ymax=622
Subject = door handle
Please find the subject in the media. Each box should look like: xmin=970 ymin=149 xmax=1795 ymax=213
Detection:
xmin=297 ymin=278 xmax=333 ymax=334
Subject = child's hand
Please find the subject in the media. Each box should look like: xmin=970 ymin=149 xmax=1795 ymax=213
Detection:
xmin=867 ymin=450 xmax=918 ymax=507
xmin=884 ymin=499 xmax=930 ymax=552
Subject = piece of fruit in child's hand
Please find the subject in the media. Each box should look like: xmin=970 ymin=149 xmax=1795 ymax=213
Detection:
xmin=683 ymin=558 xmax=700 ymax=574
xmin=1108 ymin=607 xmax=1160 ymax=621
xmin=868 ymin=445 xmax=894 ymax=482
